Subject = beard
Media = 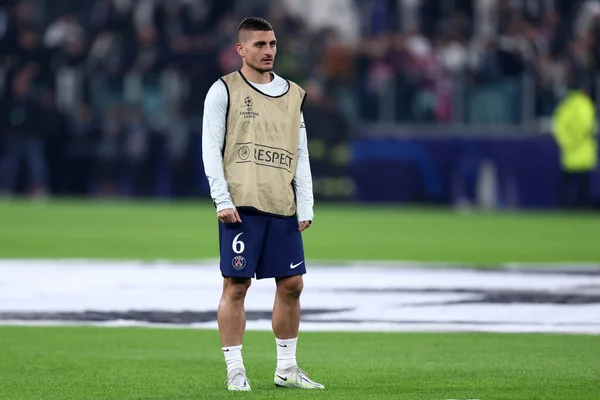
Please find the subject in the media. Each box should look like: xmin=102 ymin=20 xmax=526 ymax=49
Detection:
xmin=248 ymin=59 xmax=274 ymax=73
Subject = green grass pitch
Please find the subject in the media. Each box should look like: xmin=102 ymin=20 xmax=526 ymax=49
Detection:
xmin=1 ymin=327 xmax=599 ymax=400
xmin=0 ymin=200 xmax=599 ymax=263
xmin=1 ymin=200 xmax=599 ymax=399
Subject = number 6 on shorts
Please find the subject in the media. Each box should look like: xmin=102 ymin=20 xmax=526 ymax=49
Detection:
xmin=232 ymin=233 xmax=245 ymax=254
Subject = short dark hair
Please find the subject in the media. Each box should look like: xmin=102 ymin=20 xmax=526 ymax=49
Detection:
xmin=238 ymin=17 xmax=273 ymax=36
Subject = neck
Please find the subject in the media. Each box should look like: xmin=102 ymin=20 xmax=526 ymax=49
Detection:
xmin=241 ymin=65 xmax=272 ymax=84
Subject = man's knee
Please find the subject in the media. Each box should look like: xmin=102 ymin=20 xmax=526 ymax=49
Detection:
xmin=223 ymin=277 xmax=251 ymax=301
xmin=276 ymin=275 xmax=304 ymax=299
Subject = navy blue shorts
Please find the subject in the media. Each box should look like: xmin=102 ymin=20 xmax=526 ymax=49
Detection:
xmin=218 ymin=211 xmax=306 ymax=280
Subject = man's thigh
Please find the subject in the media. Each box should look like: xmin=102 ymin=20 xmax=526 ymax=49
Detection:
xmin=256 ymin=216 xmax=306 ymax=280
xmin=219 ymin=213 xmax=268 ymax=278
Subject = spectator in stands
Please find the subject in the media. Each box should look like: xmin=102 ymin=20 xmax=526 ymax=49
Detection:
xmin=94 ymin=104 xmax=123 ymax=197
xmin=43 ymin=12 xmax=84 ymax=49
xmin=122 ymin=104 xmax=151 ymax=196
xmin=162 ymin=104 xmax=192 ymax=197
xmin=0 ymin=69 xmax=47 ymax=198
xmin=64 ymin=102 xmax=97 ymax=195
xmin=0 ymin=0 xmax=597 ymax=203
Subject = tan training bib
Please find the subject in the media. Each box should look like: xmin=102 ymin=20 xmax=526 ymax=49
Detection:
xmin=220 ymin=71 xmax=306 ymax=217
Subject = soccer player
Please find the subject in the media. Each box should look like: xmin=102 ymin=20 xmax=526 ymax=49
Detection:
xmin=201 ymin=17 xmax=325 ymax=391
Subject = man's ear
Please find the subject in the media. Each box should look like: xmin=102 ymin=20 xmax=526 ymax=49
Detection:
xmin=236 ymin=42 xmax=244 ymax=57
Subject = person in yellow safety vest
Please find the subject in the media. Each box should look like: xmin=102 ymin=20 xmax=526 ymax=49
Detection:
xmin=551 ymin=81 xmax=597 ymax=209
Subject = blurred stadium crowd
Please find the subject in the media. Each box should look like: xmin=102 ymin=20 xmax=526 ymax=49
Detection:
xmin=0 ymin=0 xmax=599 ymax=199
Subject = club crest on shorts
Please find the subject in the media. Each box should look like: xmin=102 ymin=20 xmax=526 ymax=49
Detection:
xmin=232 ymin=255 xmax=246 ymax=270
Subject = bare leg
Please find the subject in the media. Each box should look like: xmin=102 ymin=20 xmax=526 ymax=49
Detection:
xmin=272 ymin=275 xmax=303 ymax=339
xmin=219 ymin=277 xmax=252 ymax=389
xmin=218 ymin=277 xmax=251 ymax=347
xmin=270 ymin=275 xmax=324 ymax=388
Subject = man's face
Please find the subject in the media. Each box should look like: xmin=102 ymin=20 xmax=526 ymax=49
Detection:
xmin=238 ymin=30 xmax=277 ymax=73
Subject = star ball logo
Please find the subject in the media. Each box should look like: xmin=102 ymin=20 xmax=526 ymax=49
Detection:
xmin=240 ymin=96 xmax=259 ymax=119
xmin=232 ymin=255 xmax=246 ymax=270
xmin=244 ymin=96 xmax=253 ymax=110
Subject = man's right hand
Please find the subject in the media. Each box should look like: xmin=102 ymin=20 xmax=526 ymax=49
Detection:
xmin=218 ymin=208 xmax=242 ymax=224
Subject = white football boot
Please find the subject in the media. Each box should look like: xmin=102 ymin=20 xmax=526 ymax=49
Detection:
xmin=274 ymin=366 xmax=325 ymax=389
xmin=227 ymin=368 xmax=251 ymax=391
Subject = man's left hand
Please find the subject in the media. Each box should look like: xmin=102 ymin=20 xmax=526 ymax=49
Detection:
xmin=298 ymin=220 xmax=311 ymax=232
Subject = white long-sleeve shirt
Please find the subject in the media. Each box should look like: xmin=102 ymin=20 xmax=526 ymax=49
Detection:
xmin=202 ymin=73 xmax=314 ymax=222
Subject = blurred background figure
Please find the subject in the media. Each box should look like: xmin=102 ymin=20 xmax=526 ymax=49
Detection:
xmin=0 ymin=68 xmax=48 ymax=198
xmin=552 ymin=77 xmax=597 ymax=210
xmin=0 ymin=0 xmax=597 ymax=209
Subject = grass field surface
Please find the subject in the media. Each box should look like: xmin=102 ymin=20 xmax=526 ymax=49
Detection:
xmin=1 ymin=200 xmax=599 ymax=263
xmin=2 ymin=200 xmax=599 ymax=399
xmin=1 ymin=327 xmax=599 ymax=400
